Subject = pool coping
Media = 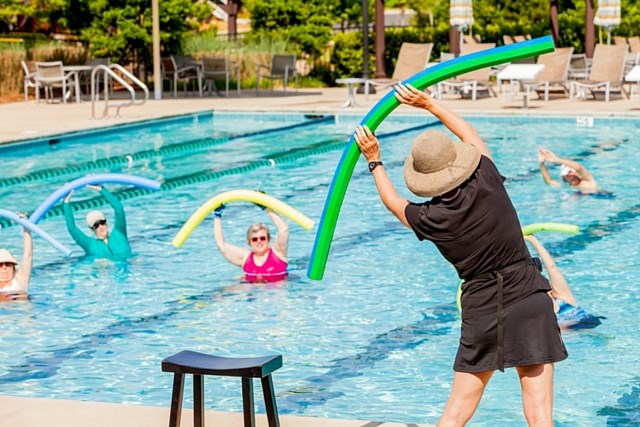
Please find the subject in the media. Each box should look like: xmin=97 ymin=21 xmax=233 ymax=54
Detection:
xmin=1 ymin=87 xmax=639 ymax=146
xmin=0 ymin=395 xmax=434 ymax=427
xmin=2 ymin=106 xmax=638 ymax=151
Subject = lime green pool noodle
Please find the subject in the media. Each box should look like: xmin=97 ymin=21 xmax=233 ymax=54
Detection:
xmin=307 ymin=36 xmax=556 ymax=280
xmin=521 ymin=222 xmax=579 ymax=236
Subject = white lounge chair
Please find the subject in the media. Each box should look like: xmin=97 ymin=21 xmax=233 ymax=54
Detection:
xmin=570 ymin=43 xmax=628 ymax=102
xmin=437 ymin=43 xmax=496 ymax=101
xmin=364 ymin=42 xmax=433 ymax=100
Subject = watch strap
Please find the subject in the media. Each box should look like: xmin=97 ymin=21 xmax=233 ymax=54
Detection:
xmin=368 ymin=161 xmax=383 ymax=172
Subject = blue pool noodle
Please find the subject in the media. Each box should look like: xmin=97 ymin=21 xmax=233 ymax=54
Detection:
xmin=0 ymin=208 xmax=72 ymax=257
xmin=29 ymin=173 xmax=162 ymax=224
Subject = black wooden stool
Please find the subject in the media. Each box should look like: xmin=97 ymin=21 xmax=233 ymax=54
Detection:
xmin=162 ymin=350 xmax=283 ymax=427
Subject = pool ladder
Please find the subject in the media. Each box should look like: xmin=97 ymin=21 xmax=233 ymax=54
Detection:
xmin=90 ymin=64 xmax=149 ymax=119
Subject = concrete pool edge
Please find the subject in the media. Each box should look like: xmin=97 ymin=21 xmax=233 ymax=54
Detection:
xmin=0 ymin=395 xmax=434 ymax=427
xmin=1 ymin=87 xmax=639 ymax=145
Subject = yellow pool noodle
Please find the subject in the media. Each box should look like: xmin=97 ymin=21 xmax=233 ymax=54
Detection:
xmin=172 ymin=190 xmax=315 ymax=248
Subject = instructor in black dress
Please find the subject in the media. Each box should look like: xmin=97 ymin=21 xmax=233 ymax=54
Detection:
xmin=354 ymin=83 xmax=567 ymax=426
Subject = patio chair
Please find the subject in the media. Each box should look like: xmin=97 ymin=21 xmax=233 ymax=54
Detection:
xmin=525 ymin=47 xmax=574 ymax=101
xmin=570 ymin=43 xmax=629 ymax=102
xmin=161 ymin=56 xmax=203 ymax=98
xmin=34 ymin=61 xmax=76 ymax=104
xmin=21 ymin=60 xmax=39 ymax=102
xmin=437 ymin=43 xmax=496 ymax=101
xmin=256 ymin=54 xmax=297 ymax=95
xmin=79 ymin=57 xmax=111 ymax=95
xmin=201 ymin=56 xmax=240 ymax=96
xmin=364 ymin=42 xmax=433 ymax=99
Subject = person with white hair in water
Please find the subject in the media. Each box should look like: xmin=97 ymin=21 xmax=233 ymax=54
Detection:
xmin=0 ymin=214 xmax=32 ymax=301
xmin=538 ymin=147 xmax=599 ymax=194
xmin=63 ymin=185 xmax=132 ymax=260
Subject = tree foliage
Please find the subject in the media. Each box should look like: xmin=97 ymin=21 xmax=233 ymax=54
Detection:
xmin=245 ymin=0 xmax=335 ymax=57
xmin=74 ymin=0 xmax=209 ymax=66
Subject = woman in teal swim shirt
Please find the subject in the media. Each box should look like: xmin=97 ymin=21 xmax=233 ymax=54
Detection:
xmin=63 ymin=185 xmax=132 ymax=261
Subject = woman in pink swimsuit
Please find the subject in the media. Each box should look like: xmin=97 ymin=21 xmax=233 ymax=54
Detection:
xmin=213 ymin=204 xmax=289 ymax=283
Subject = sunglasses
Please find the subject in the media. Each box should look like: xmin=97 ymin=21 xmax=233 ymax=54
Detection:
xmin=0 ymin=262 xmax=15 ymax=268
xmin=251 ymin=236 xmax=268 ymax=242
xmin=91 ymin=219 xmax=107 ymax=229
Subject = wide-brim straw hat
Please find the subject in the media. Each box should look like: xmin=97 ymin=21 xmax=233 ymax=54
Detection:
xmin=0 ymin=248 xmax=18 ymax=265
xmin=403 ymin=130 xmax=481 ymax=197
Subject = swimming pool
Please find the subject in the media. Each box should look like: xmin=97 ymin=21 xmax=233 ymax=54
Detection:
xmin=0 ymin=111 xmax=638 ymax=426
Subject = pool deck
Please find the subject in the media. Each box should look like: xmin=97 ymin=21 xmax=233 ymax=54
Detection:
xmin=0 ymin=86 xmax=638 ymax=426
xmin=0 ymin=395 xmax=431 ymax=427
xmin=1 ymin=86 xmax=639 ymax=144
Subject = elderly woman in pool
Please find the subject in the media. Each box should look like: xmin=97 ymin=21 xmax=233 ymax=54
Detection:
xmin=213 ymin=204 xmax=289 ymax=283
xmin=538 ymin=147 xmax=599 ymax=194
xmin=0 ymin=218 xmax=33 ymax=302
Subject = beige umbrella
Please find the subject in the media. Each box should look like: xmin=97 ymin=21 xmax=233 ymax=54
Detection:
xmin=450 ymin=0 xmax=474 ymax=52
xmin=594 ymin=0 xmax=621 ymax=45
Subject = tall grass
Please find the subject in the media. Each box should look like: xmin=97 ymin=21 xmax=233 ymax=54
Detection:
xmin=0 ymin=42 xmax=87 ymax=101
xmin=0 ymin=50 xmax=26 ymax=100
xmin=183 ymin=31 xmax=305 ymax=89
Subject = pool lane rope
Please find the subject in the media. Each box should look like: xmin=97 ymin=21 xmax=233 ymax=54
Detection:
xmin=0 ymin=209 xmax=72 ymax=257
xmin=172 ymin=190 xmax=315 ymax=248
xmin=0 ymin=115 xmax=335 ymax=190
xmin=29 ymin=173 xmax=162 ymax=224
xmin=2 ymin=122 xmax=436 ymax=229
xmin=307 ymin=36 xmax=556 ymax=280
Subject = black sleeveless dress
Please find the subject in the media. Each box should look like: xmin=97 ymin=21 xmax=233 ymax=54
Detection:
xmin=404 ymin=156 xmax=568 ymax=372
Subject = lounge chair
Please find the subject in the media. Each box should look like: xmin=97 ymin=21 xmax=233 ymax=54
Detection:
xmin=201 ymin=56 xmax=240 ymax=96
xmin=502 ymin=35 xmax=531 ymax=45
xmin=525 ymin=47 xmax=574 ymax=101
xmin=161 ymin=56 xmax=203 ymax=98
xmin=570 ymin=43 xmax=629 ymax=102
xmin=463 ymin=34 xmax=482 ymax=44
xmin=256 ymin=54 xmax=297 ymax=95
xmin=568 ymin=54 xmax=589 ymax=80
xmin=437 ymin=43 xmax=496 ymax=101
xmin=364 ymin=42 xmax=433 ymax=100
xmin=629 ymin=36 xmax=640 ymax=54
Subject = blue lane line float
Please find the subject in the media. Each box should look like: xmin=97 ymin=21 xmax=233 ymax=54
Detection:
xmin=0 ymin=208 xmax=72 ymax=257
xmin=29 ymin=173 xmax=162 ymax=224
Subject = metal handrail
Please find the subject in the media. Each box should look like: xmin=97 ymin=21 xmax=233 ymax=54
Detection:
xmin=90 ymin=64 xmax=149 ymax=119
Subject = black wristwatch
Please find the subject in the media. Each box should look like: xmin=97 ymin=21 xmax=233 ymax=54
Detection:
xmin=368 ymin=161 xmax=383 ymax=172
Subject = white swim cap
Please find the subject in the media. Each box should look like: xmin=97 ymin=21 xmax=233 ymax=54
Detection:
xmin=560 ymin=164 xmax=576 ymax=177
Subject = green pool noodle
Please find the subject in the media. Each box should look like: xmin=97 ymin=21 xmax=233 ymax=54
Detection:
xmin=307 ymin=36 xmax=556 ymax=280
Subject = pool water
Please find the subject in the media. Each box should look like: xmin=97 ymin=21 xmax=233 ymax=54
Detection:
xmin=0 ymin=112 xmax=638 ymax=426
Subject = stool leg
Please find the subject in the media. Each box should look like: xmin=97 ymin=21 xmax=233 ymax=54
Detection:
xmin=193 ymin=374 xmax=204 ymax=427
xmin=241 ymin=377 xmax=255 ymax=427
xmin=261 ymin=375 xmax=280 ymax=427
xmin=169 ymin=373 xmax=185 ymax=427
